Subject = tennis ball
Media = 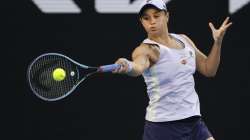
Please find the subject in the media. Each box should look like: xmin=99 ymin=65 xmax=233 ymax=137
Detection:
xmin=52 ymin=68 xmax=66 ymax=81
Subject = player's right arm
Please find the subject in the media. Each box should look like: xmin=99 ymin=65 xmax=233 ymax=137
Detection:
xmin=114 ymin=44 xmax=156 ymax=77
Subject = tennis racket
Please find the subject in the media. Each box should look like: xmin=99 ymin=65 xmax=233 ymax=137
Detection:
xmin=27 ymin=53 xmax=120 ymax=101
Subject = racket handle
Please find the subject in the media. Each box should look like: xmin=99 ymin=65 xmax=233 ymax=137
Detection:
xmin=98 ymin=64 xmax=121 ymax=72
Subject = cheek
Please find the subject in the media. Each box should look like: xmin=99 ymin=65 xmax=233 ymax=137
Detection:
xmin=142 ymin=22 xmax=150 ymax=30
xmin=159 ymin=18 xmax=166 ymax=27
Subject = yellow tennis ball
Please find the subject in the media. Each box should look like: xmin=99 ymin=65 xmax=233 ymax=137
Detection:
xmin=52 ymin=68 xmax=66 ymax=81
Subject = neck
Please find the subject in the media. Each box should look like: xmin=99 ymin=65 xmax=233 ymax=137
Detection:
xmin=148 ymin=30 xmax=171 ymax=44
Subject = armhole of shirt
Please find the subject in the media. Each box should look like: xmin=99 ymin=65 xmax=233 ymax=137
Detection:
xmin=142 ymin=43 xmax=161 ymax=68
xmin=143 ymin=43 xmax=160 ymax=49
xmin=170 ymin=34 xmax=186 ymax=49
xmin=178 ymin=34 xmax=196 ymax=52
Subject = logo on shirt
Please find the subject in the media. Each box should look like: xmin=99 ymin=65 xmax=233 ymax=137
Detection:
xmin=180 ymin=51 xmax=193 ymax=65
xmin=181 ymin=59 xmax=187 ymax=65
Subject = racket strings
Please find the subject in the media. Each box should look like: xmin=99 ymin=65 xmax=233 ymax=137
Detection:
xmin=28 ymin=55 xmax=79 ymax=100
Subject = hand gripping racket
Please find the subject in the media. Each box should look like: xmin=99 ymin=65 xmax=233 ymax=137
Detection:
xmin=27 ymin=53 xmax=120 ymax=101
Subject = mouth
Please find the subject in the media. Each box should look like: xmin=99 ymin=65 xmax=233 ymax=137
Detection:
xmin=149 ymin=27 xmax=157 ymax=31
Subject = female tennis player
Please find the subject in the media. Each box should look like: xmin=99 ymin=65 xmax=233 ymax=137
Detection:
xmin=113 ymin=0 xmax=232 ymax=140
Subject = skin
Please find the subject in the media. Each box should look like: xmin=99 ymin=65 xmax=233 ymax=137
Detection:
xmin=114 ymin=8 xmax=232 ymax=78
xmin=114 ymin=7 xmax=232 ymax=140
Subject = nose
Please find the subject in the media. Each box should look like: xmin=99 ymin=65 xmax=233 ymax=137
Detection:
xmin=150 ymin=17 xmax=156 ymax=25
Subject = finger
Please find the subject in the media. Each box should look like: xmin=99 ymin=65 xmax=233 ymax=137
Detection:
xmin=224 ymin=22 xmax=233 ymax=29
xmin=112 ymin=65 xmax=119 ymax=73
xmin=115 ymin=62 xmax=124 ymax=73
xmin=121 ymin=63 xmax=128 ymax=73
xmin=112 ymin=68 xmax=118 ymax=73
xmin=118 ymin=66 xmax=127 ymax=74
xmin=222 ymin=17 xmax=230 ymax=26
xmin=113 ymin=60 xmax=123 ymax=73
xmin=209 ymin=22 xmax=216 ymax=31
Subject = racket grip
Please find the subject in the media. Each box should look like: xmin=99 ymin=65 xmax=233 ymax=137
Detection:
xmin=99 ymin=64 xmax=121 ymax=72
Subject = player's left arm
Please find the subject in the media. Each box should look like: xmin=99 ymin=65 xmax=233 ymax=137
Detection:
xmin=182 ymin=17 xmax=232 ymax=77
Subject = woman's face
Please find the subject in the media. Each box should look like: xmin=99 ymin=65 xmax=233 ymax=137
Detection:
xmin=140 ymin=8 xmax=168 ymax=36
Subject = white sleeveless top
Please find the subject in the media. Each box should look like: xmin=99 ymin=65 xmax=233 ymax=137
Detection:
xmin=142 ymin=33 xmax=201 ymax=122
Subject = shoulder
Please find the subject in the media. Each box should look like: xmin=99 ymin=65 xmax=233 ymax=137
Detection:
xmin=133 ymin=43 xmax=159 ymax=54
xmin=132 ymin=43 xmax=160 ymax=61
xmin=132 ymin=44 xmax=152 ymax=57
xmin=176 ymin=34 xmax=197 ymax=49
xmin=173 ymin=33 xmax=192 ymax=42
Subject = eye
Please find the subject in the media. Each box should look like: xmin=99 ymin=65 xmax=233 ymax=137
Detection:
xmin=154 ymin=15 xmax=160 ymax=18
xmin=142 ymin=16 xmax=149 ymax=20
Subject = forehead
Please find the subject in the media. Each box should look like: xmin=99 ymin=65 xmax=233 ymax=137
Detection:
xmin=139 ymin=5 xmax=162 ymax=16
xmin=142 ymin=8 xmax=163 ymax=16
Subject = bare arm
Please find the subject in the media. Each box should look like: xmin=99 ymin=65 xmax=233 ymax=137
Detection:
xmin=113 ymin=44 xmax=154 ymax=77
xmin=182 ymin=17 xmax=232 ymax=77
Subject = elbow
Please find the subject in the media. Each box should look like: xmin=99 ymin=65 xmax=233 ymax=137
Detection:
xmin=203 ymin=64 xmax=218 ymax=78
xmin=127 ymin=66 xmax=144 ymax=77
xmin=206 ymin=73 xmax=216 ymax=78
xmin=133 ymin=68 xmax=145 ymax=77
xmin=128 ymin=72 xmax=142 ymax=77
xmin=204 ymin=71 xmax=217 ymax=78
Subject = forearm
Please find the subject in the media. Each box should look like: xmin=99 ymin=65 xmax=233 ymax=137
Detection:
xmin=114 ymin=44 xmax=152 ymax=76
xmin=114 ymin=56 xmax=150 ymax=77
xmin=127 ymin=61 xmax=146 ymax=77
xmin=204 ymin=17 xmax=232 ymax=77
xmin=205 ymin=40 xmax=222 ymax=76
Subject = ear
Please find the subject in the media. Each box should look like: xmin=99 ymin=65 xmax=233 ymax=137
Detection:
xmin=165 ymin=12 xmax=169 ymax=22
xmin=139 ymin=18 xmax=145 ymax=28
xmin=166 ymin=12 xmax=169 ymax=18
xmin=139 ymin=18 xmax=143 ymax=24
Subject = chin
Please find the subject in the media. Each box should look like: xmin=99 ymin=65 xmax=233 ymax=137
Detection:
xmin=149 ymin=31 xmax=160 ymax=36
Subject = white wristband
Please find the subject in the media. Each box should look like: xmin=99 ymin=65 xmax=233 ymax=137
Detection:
xmin=124 ymin=59 xmax=133 ymax=73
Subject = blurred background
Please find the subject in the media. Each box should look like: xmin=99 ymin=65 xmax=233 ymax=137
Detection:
xmin=3 ymin=0 xmax=249 ymax=139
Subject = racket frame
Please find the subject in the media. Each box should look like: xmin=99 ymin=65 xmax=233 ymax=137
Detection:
xmin=27 ymin=53 xmax=98 ymax=101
